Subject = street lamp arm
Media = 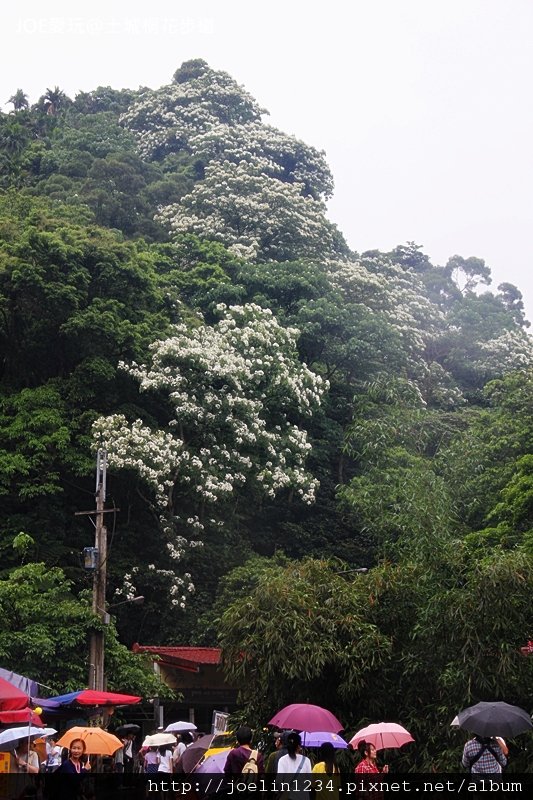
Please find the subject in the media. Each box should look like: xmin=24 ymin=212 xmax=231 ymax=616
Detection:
xmin=94 ymin=596 xmax=145 ymax=626
xmin=107 ymin=595 xmax=145 ymax=609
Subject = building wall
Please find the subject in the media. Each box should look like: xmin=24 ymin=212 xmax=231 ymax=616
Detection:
xmin=157 ymin=663 xmax=238 ymax=733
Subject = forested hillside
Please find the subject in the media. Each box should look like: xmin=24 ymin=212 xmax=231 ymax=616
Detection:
xmin=1 ymin=60 xmax=531 ymax=768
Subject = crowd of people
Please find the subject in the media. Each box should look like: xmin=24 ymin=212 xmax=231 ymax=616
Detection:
xmin=132 ymin=725 xmax=512 ymax=780
xmin=6 ymin=726 xmax=512 ymax=776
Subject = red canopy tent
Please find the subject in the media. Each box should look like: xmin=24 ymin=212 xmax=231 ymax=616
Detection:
xmin=0 ymin=677 xmax=28 ymax=711
xmin=0 ymin=708 xmax=44 ymax=727
xmin=46 ymin=689 xmax=141 ymax=706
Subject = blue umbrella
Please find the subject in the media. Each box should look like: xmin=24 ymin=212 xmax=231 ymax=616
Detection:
xmin=300 ymin=731 xmax=348 ymax=748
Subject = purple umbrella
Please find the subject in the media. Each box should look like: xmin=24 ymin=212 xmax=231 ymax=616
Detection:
xmin=195 ymin=749 xmax=231 ymax=774
xmin=269 ymin=704 xmax=343 ymax=733
xmin=300 ymin=731 xmax=348 ymax=748
xmin=194 ymin=751 xmax=231 ymax=798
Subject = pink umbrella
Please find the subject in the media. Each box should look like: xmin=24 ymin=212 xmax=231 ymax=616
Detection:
xmin=349 ymin=722 xmax=414 ymax=751
xmin=268 ymin=704 xmax=343 ymax=733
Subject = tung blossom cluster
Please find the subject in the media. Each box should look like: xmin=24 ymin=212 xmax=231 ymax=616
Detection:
xmin=326 ymin=257 xmax=464 ymax=407
xmin=474 ymin=330 xmax=533 ymax=376
xmin=120 ymin=65 xmax=264 ymax=159
xmin=93 ymin=301 xmax=327 ymax=529
xmin=94 ymin=304 xmax=327 ymax=609
xmin=188 ymin=122 xmax=334 ymax=200
xmin=121 ymin=60 xmax=340 ymax=262
xmin=156 ymin=162 xmax=341 ymax=263
xmin=113 ymin=566 xmax=195 ymax=608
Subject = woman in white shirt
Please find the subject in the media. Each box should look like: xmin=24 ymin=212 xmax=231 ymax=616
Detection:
xmin=157 ymin=745 xmax=174 ymax=773
xmin=277 ymin=732 xmax=312 ymax=800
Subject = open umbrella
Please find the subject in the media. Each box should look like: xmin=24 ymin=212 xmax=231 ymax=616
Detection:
xmin=142 ymin=732 xmax=176 ymax=747
xmin=178 ymin=734 xmax=215 ymax=773
xmin=0 ymin=726 xmax=57 ymax=750
xmin=350 ymin=723 xmax=414 ymax=751
xmin=46 ymin=689 xmax=141 ymax=706
xmin=268 ymin=704 xmax=343 ymax=733
xmin=194 ymin=748 xmax=231 ymax=774
xmin=300 ymin=731 xmax=348 ymax=749
xmin=114 ymin=724 xmax=141 ymax=737
xmin=456 ymin=701 xmax=532 ymax=738
xmin=165 ymin=720 xmax=198 ymax=733
xmin=56 ymin=726 xmax=123 ymax=756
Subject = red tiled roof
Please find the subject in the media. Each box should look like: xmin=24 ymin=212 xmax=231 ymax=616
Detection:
xmin=132 ymin=644 xmax=221 ymax=665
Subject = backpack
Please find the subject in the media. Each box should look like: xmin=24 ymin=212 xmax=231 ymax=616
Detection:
xmin=242 ymin=749 xmax=259 ymax=777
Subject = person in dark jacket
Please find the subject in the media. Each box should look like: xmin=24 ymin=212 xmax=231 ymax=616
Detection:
xmin=224 ymin=726 xmax=264 ymax=774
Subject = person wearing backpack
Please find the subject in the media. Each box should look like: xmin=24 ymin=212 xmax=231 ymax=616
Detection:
xmin=461 ymin=735 xmax=507 ymax=773
xmin=224 ymin=726 xmax=264 ymax=775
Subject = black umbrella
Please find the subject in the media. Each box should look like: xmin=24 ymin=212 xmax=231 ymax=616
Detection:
xmin=114 ymin=724 xmax=141 ymax=737
xmin=457 ymin=701 xmax=532 ymax=738
xmin=177 ymin=734 xmax=215 ymax=773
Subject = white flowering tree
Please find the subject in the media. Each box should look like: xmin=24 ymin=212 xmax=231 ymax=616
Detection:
xmin=121 ymin=60 xmax=342 ymax=262
xmin=120 ymin=61 xmax=265 ymax=159
xmin=157 ymin=162 xmax=343 ymax=263
xmin=121 ymin=61 xmax=333 ymax=200
xmin=324 ymin=256 xmax=466 ymax=408
xmin=188 ymin=122 xmax=334 ymax=200
xmin=92 ymin=303 xmax=328 ymax=604
xmin=468 ymin=330 xmax=533 ymax=377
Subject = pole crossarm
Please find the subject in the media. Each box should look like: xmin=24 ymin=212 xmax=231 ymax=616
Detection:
xmin=74 ymin=508 xmax=120 ymax=516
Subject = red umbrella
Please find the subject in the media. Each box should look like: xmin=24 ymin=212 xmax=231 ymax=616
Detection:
xmin=268 ymin=703 xmax=343 ymax=733
xmin=0 ymin=677 xmax=28 ymax=711
xmin=0 ymin=708 xmax=44 ymax=727
xmin=350 ymin=722 xmax=414 ymax=751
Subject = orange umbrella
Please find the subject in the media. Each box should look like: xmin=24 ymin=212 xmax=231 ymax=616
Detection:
xmin=56 ymin=726 xmax=123 ymax=756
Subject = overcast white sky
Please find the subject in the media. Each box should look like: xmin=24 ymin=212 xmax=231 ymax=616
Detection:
xmin=2 ymin=0 xmax=532 ymax=323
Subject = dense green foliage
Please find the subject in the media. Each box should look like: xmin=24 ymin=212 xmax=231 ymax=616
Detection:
xmin=1 ymin=61 xmax=531 ymax=764
xmin=216 ymin=552 xmax=532 ymax=770
xmin=0 ymin=560 xmax=162 ymax=695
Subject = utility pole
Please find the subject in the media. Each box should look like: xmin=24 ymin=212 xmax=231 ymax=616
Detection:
xmin=87 ymin=450 xmax=108 ymax=691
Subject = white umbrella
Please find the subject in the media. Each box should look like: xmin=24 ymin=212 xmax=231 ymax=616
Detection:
xmin=165 ymin=721 xmax=197 ymax=733
xmin=0 ymin=726 xmax=57 ymax=750
xmin=142 ymin=732 xmax=176 ymax=747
